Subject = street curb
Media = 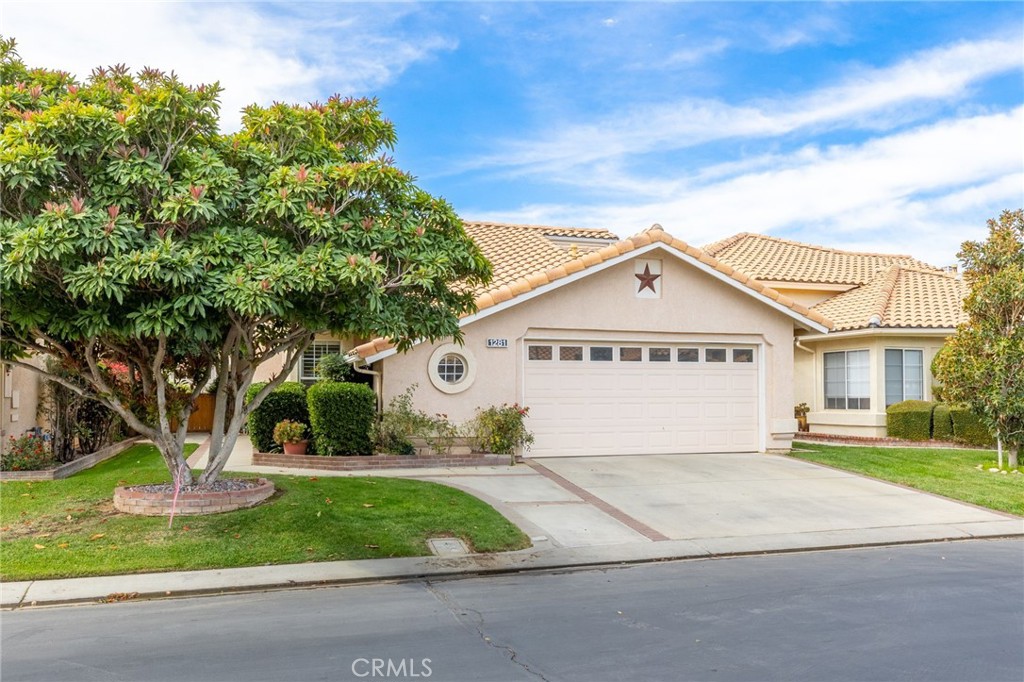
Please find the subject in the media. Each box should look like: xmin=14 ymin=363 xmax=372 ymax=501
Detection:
xmin=4 ymin=531 xmax=1021 ymax=610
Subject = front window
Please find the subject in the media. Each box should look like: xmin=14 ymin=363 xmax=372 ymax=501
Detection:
xmin=824 ymin=350 xmax=870 ymax=410
xmin=885 ymin=349 xmax=924 ymax=406
xmin=300 ymin=341 xmax=343 ymax=383
xmin=436 ymin=354 xmax=466 ymax=384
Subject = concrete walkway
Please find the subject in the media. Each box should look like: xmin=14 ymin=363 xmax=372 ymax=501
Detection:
xmin=3 ymin=437 xmax=1021 ymax=608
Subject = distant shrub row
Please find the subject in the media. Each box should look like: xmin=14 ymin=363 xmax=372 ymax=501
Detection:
xmin=885 ymin=400 xmax=994 ymax=446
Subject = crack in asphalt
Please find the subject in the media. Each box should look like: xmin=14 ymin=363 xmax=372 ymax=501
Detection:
xmin=424 ymin=581 xmax=550 ymax=682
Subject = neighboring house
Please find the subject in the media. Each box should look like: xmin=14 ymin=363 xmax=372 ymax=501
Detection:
xmin=0 ymin=360 xmax=44 ymax=440
xmin=704 ymin=233 xmax=966 ymax=437
xmin=344 ymin=222 xmax=832 ymax=457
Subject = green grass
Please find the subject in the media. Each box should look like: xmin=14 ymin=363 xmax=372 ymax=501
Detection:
xmin=790 ymin=443 xmax=1024 ymax=517
xmin=1 ymin=444 xmax=529 ymax=581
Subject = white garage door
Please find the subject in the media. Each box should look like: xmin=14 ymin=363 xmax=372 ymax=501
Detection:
xmin=523 ymin=341 xmax=760 ymax=457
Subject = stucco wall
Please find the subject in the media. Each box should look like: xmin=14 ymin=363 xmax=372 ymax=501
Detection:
xmin=796 ymin=332 xmax=951 ymax=437
xmin=379 ymin=252 xmax=803 ymax=452
xmin=0 ymin=360 xmax=44 ymax=438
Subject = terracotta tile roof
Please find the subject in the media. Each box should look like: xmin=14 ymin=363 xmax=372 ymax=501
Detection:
xmin=348 ymin=224 xmax=833 ymax=361
xmin=811 ymin=265 xmax=967 ymax=331
xmin=704 ymin=232 xmax=942 ymax=286
xmin=460 ymin=222 xmax=617 ymax=291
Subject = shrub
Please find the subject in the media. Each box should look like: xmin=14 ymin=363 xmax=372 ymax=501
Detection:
xmin=373 ymin=386 xmax=459 ymax=455
xmin=245 ymin=382 xmax=308 ymax=453
xmin=950 ymin=405 xmax=996 ymax=446
xmin=41 ymin=359 xmax=125 ymax=463
xmin=315 ymin=353 xmax=352 ymax=383
xmin=1 ymin=433 xmax=56 ymax=471
xmin=886 ymin=400 xmax=934 ymax=441
xmin=471 ymin=403 xmax=534 ymax=455
xmin=932 ymin=403 xmax=954 ymax=441
xmin=307 ymin=382 xmax=376 ymax=456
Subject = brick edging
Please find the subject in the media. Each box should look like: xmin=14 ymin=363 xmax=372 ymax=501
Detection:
xmin=113 ymin=478 xmax=275 ymax=516
xmin=252 ymin=452 xmax=510 ymax=471
xmin=0 ymin=437 xmax=144 ymax=482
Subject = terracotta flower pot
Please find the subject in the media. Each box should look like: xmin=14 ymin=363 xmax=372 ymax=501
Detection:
xmin=283 ymin=440 xmax=308 ymax=455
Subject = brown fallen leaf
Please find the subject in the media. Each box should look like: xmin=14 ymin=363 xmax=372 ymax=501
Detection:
xmin=58 ymin=543 xmax=69 ymax=548
xmin=364 ymin=544 xmax=379 ymax=549
xmin=89 ymin=533 xmax=106 ymax=541
xmin=33 ymin=544 xmax=46 ymax=549
xmin=362 ymin=504 xmax=374 ymax=508
xmin=65 ymin=515 xmax=72 ymax=521
xmin=308 ymin=477 xmax=318 ymax=481
xmin=325 ymin=498 xmax=332 ymax=504
xmin=233 ymin=534 xmax=241 ymax=539
xmin=36 ymin=533 xmax=52 ymax=538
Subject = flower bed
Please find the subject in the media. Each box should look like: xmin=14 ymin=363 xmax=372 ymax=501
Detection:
xmin=0 ymin=437 xmax=143 ymax=481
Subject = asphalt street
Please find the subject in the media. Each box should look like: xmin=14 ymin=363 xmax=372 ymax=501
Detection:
xmin=3 ymin=539 xmax=1022 ymax=682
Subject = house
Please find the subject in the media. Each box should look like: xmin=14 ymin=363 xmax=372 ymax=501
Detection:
xmin=344 ymin=223 xmax=829 ymax=457
xmin=338 ymin=223 xmax=966 ymax=454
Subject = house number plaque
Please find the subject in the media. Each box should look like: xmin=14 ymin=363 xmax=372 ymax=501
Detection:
xmin=486 ymin=338 xmax=509 ymax=348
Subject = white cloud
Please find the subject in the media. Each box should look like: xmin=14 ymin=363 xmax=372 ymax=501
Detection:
xmin=460 ymin=35 xmax=1023 ymax=176
xmin=3 ymin=2 xmax=455 ymax=130
xmin=468 ymin=108 xmax=1024 ymax=265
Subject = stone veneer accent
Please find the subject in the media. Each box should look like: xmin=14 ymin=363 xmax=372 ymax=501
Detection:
xmin=252 ymin=452 xmax=510 ymax=471
xmin=113 ymin=478 xmax=275 ymax=516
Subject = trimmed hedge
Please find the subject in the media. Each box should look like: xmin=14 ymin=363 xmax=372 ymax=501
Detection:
xmin=932 ymin=403 xmax=954 ymax=442
xmin=245 ymin=382 xmax=309 ymax=453
xmin=950 ymin=405 xmax=996 ymax=447
xmin=307 ymin=382 xmax=376 ymax=456
xmin=886 ymin=400 xmax=934 ymax=441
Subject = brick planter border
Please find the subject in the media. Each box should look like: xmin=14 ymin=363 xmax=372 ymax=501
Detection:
xmin=252 ymin=451 xmax=511 ymax=471
xmin=1 ymin=437 xmax=144 ymax=482
xmin=113 ymin=478 xmax=275 ymax=516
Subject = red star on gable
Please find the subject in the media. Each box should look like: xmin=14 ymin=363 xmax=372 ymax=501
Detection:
xmin=635 ymin=264 xmax=660 ymax=293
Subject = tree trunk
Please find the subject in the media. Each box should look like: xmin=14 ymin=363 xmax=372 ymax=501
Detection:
xmin=1010 ymin=446 xmax=1019 ymax=469
xmin=154 ymin=435 xmax=193 ymax=486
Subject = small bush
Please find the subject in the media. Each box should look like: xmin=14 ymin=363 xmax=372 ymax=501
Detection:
xmin=245 ymin=382 xmax=308 ymax=453
xmin=1 ymin=433 xmax=56 ymax=471
xmin=307 ymin=382 xmax=376 ymax=456
xmin=886 ymin=400 xmax=934 ymax=441
xmin=471 ymin=403 xmax=534 ymax=455
xmin=932 ymin=404 xmax=954 ymax=441
xmin=950 ymin=405 xmax=996 ymax=446
xmin=272 ymin=419 xmax=306 ymax=445
xmin=315 ymin=353 xmax=352 ymax=383
xmin=373 ymin=386 xmax=458 ymax=455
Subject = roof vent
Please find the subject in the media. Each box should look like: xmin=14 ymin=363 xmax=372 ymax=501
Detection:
xmin=868 ymin=314 xmax=882 ymax=328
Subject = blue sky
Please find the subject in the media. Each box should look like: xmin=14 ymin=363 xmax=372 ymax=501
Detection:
xmin=5 ymin=2 xmax=1023 ymax=265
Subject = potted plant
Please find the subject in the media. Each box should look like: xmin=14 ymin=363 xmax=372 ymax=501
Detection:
xmin=794 ymin=403 xmax=810 ymax=432
xmin=273 ymin=419 xmax=308 ymax=455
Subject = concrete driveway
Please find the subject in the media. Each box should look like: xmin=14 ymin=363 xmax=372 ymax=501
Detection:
xmin=427 ymin=453 xmax=1022 ymax=553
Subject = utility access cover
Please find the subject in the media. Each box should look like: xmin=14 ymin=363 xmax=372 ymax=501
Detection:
xmin=427 ymin=537 xmax=470 ymax=556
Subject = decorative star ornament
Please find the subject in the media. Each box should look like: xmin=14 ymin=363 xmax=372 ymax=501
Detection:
xmin=635 ymin=264 xmax=660 ymax=294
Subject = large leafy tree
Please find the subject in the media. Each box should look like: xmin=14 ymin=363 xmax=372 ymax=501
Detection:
xmin=932 ymin=209 xmax=1024 ymax=467
xmin=0 ymin=40 xmax=490 ymax=485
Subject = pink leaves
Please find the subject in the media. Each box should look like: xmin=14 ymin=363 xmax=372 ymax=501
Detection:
xmin=347 ymin=255 xmax=358 ymax=267
xmin=295 ymin=165 xmax=309 ymax=183
xmin=189 ymin=185 xmax=206 ymax=201
xmin=107 ymin=205 xmax=120 ymax=220
xmin=114 ymin=111 xmax=127 ymax=125
xmin=69 ymin=196 xmax=86 ymax=214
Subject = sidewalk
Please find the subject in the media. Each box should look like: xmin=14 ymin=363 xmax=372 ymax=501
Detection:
xmin=3 ymin=436 xmax=1021 ymax=608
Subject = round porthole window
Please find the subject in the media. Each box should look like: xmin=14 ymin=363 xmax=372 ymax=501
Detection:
xmin=437 ymin=353 xmax=466 ymax=384
xmin=428 ymin=344 xmax=477 ymax=394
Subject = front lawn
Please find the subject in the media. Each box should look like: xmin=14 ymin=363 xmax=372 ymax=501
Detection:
xmin=1 ymin=444 xmax=529 ymax=581
xmin=790 ymin=443 xmax=1024 ymax=517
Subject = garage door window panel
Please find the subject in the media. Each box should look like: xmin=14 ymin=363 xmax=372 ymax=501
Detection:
xmin=559 ymin=346 xmax=583 ymax=362
xmin=590 ymin=346 xmax=613 ymax=362
xmin=528 ymin=345 xmax=553 ymax=361
xmin=733 ymin=348 xmax=754 ymax=363
xmin=677 ymin=348 xmax=699 ymax=363
xmin=705 ymin=348 xmax=727 ymax=363
xmin=620 ymin=347 xmax=642 ymax=362
xmin=649 ymin=347 xmax=671 ymax=362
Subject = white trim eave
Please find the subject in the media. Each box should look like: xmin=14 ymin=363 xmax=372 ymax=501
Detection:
xmin=363 ymin=241 xmax=830 ymax=363
xmin=797 ymin=327 xmax=958 ymax=342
